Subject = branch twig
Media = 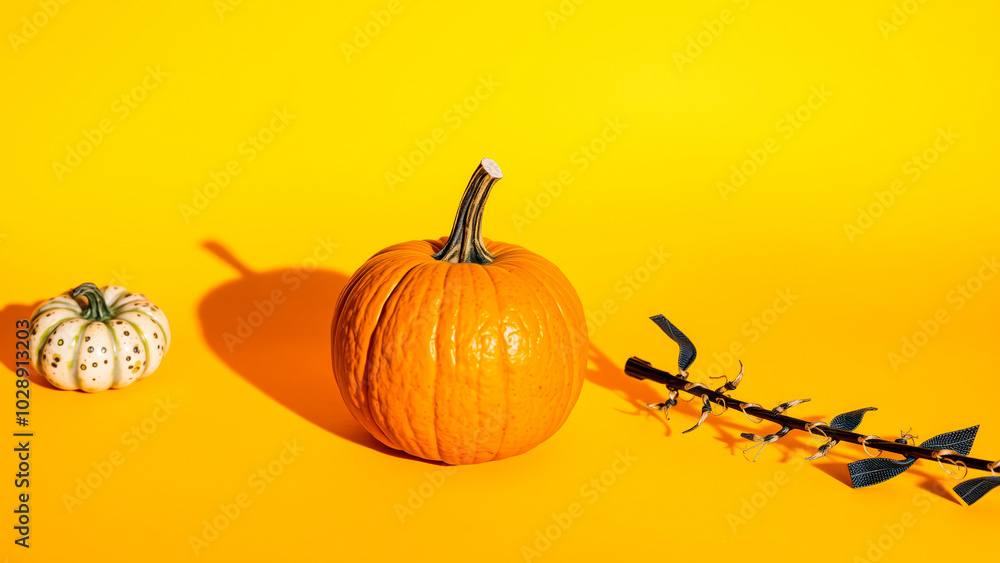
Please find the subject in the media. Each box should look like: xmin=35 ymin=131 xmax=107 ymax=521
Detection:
xmin=624 ymin=356 xmax=996 ymax=472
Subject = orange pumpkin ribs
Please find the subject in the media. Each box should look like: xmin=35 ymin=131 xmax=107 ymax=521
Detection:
xmin=331 ymin=159 xmax=587 ymax=464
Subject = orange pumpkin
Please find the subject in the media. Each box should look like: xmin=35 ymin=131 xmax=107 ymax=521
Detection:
xmin=331 ymin=159 xmax=587 ymax=464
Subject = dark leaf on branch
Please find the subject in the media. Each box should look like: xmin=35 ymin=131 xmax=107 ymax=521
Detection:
xmin=920 ymin=426 xmax=979 ymax=456
xmin=953 ymin=476 xmax=1000 ymax=506
xmin=830 ymin=407 xmax=878 ymax=431
xmin=649 ymin=315 xmax=697 ymax=373
xmin=848 ymin=457 xmax=917 ymax=488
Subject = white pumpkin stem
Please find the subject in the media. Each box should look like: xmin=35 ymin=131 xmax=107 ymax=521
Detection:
xmin=71 ymin=283 xmax=112 ymax=321
xmin=434 ymin=158 xmax=503 ymax=265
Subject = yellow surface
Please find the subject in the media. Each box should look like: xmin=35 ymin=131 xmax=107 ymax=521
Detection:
xmin=1 ymin=1 xmax=998 ymax=561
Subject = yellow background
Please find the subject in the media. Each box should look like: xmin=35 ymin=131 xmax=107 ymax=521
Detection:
xmin=2 ymin=0 xmax=998 ymax=561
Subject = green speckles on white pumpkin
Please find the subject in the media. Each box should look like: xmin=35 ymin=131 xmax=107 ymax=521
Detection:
xmin=77 ymin=322 xmax=115 ymax=392
xmin=26 ymin=307 xmax=78 ymax=372
xmin=115 ymin=300 xmax=171 ymax=353
xmin=108 ymin=320 xmax=146 ymax=386
xmin=38 ymin=318 xmax=88 ymax=390
xmin=117 ymin=311 xmax=162 ymax=377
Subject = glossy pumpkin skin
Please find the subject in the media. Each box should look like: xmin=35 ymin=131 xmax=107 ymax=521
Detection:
xmin=28 ymin=284 xmax=171 ymax=392
xmin=331 ymin=160 xmax=587 ymax=464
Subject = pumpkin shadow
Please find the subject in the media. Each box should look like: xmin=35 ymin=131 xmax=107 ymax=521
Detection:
xmin=196 ymin=241 xmax=429 ymax=462
xmin=0 ymin=301 xmax=60 ymax=389
xmin=585 ymin=345 xmax=839 ymax=464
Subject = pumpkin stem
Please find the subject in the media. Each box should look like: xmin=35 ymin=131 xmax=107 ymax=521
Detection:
xmin=71 ymin=283 xmax=112 ymax=321
xmin=433 ymin=158 xmax=503 ymax=265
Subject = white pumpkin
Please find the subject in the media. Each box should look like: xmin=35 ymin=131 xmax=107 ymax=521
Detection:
xmin=28 ymin=283 xmax=171 ymax=392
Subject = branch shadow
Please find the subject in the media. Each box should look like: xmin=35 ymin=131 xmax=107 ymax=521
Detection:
xmin=599 ymin=346 xmax=959 ymax=501
xmin=815 ymin=461 xmax=853 ymax=486
xmin=585 ymin=345 xmax=674 ymax=435
xmin=586 ymin=346 xmax=842 ymax=465
xmin=196 ymin=241 xmax=429 ymax=463
xmin=912 ymin=469 xmax=961 ymax=504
